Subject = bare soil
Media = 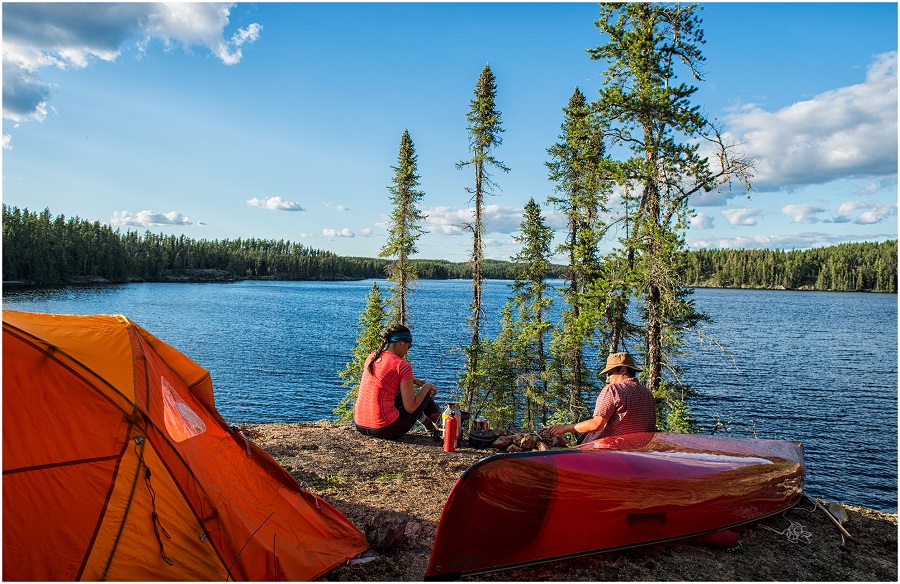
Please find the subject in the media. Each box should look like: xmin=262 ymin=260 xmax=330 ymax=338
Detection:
xmin=242 ymin=421 xmax=898 ymax=582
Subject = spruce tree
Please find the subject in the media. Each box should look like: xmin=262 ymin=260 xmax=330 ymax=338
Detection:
xmin=509 ymin=198 xmax=555 ymax=427
xmin=546 ymin=87 xmax=613 ymax=423
xmin=590 ymin=3 xmax=753 ymax=430
xmin=333 ymin=281 xmax=389 ymax=421
xmin=381 ymin=129 xmax=426 ymax=326
xmin=457 ymin=64 xmax=509 ymax=412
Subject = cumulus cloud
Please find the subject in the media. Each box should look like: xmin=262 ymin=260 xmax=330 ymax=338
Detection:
xmin=690 ymin=212 xmax=715 ymax=230
xmin=359 ymin=228 xmax=374 ymax=237
xmin=834 ymin=200 xmax=897 ymax=225
xmin=2 ymin=134 xmax=11 ymax=150
xmin=722 ymin=52 xmax=898 ymax=190
xmin=423 ymin=204 xmax=529 ymax=235
xmin=323 ymin=228 xmax=355 ymax=238
xmin=247 ymin=196 xmax=304 ymax=211
xmin=325 ymin=203 xmax=349 ymax=212
xmin=2 ymin=2 xmax=261 ymax=122
xmin=782 ymin=204 xmax=826 ymax=223
xmin=111 ymin=209 xmax=202 ymax=227
xmin=722 ymin=208 xmax=766 ymax=226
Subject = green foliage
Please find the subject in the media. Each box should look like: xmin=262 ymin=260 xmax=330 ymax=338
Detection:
xmin=470 ymin=199 xmax=556 ymax=430
xmin=587 ymin=3 xmax=753 ymax=430
xmin=681 ymin=242 xmax=898 ymax=293
xmin=471 ymin=305 xmax=521 ymax=429
xmin=510 ymin=199 xmax=555 ymax=428
xmin=457 ymin=64 xmax=510 ymax=413
xmin=381 ymin=130 xmax=427 ymax=325
xmin=545 ymin=86 xmax=614 ymax=421
xmin=333 ymin=281 xmax=389 ymax=421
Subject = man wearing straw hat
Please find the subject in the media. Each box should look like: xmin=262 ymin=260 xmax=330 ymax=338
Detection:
xmin=549 ymin=352 xmax=656 ymax=444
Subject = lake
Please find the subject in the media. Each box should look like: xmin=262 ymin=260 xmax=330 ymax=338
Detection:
xmin=4 ymin=280 xmax=897 ymax=513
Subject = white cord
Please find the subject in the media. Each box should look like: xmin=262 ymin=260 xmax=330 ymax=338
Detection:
xmin=759 ymin=520 xmax=812 ymax=544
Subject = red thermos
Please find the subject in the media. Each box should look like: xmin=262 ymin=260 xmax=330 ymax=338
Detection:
xmin=443 ymin=413 xmax=458 ymax=452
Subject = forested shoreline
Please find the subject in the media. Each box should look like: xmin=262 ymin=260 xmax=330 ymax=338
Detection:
xmin=3 ymin=204 xmax=897 ymax=292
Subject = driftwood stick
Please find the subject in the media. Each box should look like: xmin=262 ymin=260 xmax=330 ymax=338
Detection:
xmin=810 ymin=496 xmax=860 ymax=545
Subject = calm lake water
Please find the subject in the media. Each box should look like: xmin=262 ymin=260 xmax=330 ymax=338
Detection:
xmin=4 ymin=280 xmax=897 ymax=512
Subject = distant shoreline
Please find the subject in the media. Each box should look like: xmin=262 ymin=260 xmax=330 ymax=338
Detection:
xmin=4 ymin=274 xmax=897 ymax=294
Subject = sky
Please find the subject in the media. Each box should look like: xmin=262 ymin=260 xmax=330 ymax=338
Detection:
xmin=2 ymin=2 xmax=897 ymax=263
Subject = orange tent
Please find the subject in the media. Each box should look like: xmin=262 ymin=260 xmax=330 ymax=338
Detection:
xmin=3 ymin=310 xmax=370 ymax=581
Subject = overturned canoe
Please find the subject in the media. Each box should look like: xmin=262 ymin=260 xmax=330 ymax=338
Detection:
xmin=426 ymin=432 xmax=804 ymax=579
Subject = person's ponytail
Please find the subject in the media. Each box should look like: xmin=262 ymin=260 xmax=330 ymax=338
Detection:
xmin=368 ymin=338 xmax=389 ymax=374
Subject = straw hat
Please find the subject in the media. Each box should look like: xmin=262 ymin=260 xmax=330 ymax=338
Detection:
xmin=600 ymin=352 xmax=642 ymax=375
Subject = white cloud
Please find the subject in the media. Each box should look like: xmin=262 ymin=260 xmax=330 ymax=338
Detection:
xmin=325 ymin=203 xmax=349 ymax=212
xmin=359 ymin=228 xmax=374 ymax=237
xmin=2 ymin=3 xmax=261 ymax=122
xmin=690 ymin=212 xmax=715 ymax=230
xmin=2 ymin=134 xmax=11 ymax=150
xmin=423 ymin=204 xmax=529 ymax=236
xmin=110 ymin=210 xmax=202 ymax=227
xmin=323 ymin=228 xmax=355 ymax=238
xmin=723 ymin=52 xmax=897 ymax=190
xmin=247 ymin=196 xmax=304 ymax=211
xmin=835 ymin=200 xmax=897 ymax=225
xmin=782 ymin=204 xmax=826 ymax=223
xmin=689 ymin=232 xmax=895 ymax=251
xmin=722 ymin=208 xmax=766 ymax=226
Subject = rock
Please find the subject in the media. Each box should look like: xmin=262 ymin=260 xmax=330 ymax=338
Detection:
xmin=492 ymin=435 xmax=512 ymax=449
xmin=506 ymin=444 xmax=523 ymax=453
xmin=517 ymin=434 xmax=539 ymax=450
xmin=364 ymin=510 xmax=409 ymax=553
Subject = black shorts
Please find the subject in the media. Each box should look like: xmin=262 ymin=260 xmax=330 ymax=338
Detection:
xmin=355 ymin=393 xmax=440 ymax=440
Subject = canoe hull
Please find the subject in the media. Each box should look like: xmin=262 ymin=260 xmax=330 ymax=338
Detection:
xmin=426 ymin=432 xmax=804 ymax=578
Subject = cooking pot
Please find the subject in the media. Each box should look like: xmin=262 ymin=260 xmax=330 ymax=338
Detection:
xmin=468 ymin=429 xmax=495 ymax=449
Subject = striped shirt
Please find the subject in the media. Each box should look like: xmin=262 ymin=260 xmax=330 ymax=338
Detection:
xmin=583 ymin=378 xmax=656 ymax=442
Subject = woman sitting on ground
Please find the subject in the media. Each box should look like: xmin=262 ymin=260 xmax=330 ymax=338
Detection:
xmin=354 ymin=324 xmax=440 ymax=440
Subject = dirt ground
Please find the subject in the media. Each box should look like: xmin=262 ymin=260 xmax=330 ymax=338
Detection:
xmin=242 ymin=421 xmax=898 ymax=582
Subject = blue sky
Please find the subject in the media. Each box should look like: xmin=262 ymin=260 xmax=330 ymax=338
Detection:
xmin=3 ymin=2 xmax=897 ymax=262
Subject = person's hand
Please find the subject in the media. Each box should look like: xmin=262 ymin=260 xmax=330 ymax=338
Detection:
xmin=424 ymin=383 xmax=437 ymax=397
xmin=548 ymin=424 xmax=573 ymax=437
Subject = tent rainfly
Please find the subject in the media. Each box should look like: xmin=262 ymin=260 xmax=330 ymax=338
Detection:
xmin=3 ymin=310 xmax=370 ymax=581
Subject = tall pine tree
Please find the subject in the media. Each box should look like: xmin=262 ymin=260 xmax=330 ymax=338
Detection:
xmin=381 ymin=129 xmax=427 ymax=326
xmin=546 ymin=86 xmax=613 ymax=423
xmin=510 ymin=198 xmax=555 ymax=427
xmin=457 ymin=64 xmax=509 ymax=412
xmin=590 ymin=3 xmax=753 ymax=430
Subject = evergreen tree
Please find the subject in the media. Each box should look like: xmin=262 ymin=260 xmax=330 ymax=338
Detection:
xmin=380 ymin=129 xmax=427 ymax=325
xmin=333 ymin=281 xmax=389 ymax=421
xmin=590 ymin=3 xmax=753 ymax=430
xmin=510 ymin=198 xmax=555 ymax=427
xmin=456 ymin=64 xmax=509 ymax=412
xmin=475 ymin=303 xmax=522 ymax=429
xmin=545 ymin=87 xmax=613 ymax=423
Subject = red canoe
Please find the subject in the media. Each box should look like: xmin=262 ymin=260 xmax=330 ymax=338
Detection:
xmin=426 ymin=432 xmax=804 ymax=578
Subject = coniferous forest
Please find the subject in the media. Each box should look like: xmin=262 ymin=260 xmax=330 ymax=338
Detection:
xmin=3 ymin=204 xmax=896 ymax=293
